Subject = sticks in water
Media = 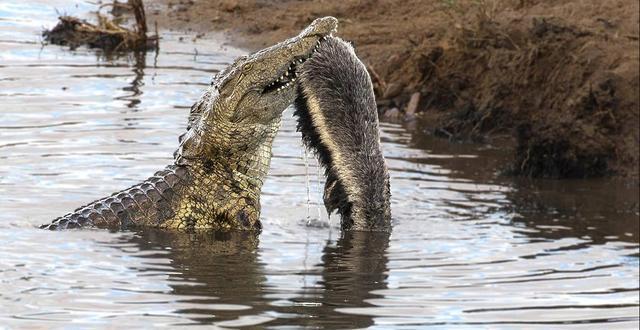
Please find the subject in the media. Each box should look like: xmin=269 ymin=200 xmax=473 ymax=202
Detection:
xmin=43 ymin=0 xmax=158 ymax=52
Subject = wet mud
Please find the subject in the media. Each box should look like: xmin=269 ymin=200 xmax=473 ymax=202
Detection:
xmin=153 ymin=0 xmax=639 ymax=178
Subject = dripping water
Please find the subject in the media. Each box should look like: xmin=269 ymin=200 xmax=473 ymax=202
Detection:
xmin=302 ymin=145 xmax=313 ymax=226
xmin=315 ymin=157 xmax=325 ymax=223
xmin=301 ymin=146 xmax=328 ymax=228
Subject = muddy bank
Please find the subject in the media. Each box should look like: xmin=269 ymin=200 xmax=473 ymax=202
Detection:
xmin=150 ymin=0 xmax=638 ymax=178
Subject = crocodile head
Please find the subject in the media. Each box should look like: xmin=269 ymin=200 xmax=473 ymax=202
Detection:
xmin=295 ymin=36 xmax=392 ymax=231
xmin=175 ymin=16 xmax=338 ymax=168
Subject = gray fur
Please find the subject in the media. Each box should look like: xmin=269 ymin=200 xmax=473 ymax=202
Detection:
xmin=295 ymin=37 xmax=391 ymax=231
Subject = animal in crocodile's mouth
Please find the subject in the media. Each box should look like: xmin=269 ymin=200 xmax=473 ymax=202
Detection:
xmin=294 ymin=36 xmax=392 ymax=231
xmin=40 ymin=17 xmax=391 ymax=233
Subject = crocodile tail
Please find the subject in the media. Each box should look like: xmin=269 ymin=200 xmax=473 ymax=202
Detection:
xmin=41 ymin=165 xmax=190 ymax=230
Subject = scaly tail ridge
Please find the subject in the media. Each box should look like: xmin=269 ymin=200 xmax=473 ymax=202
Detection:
xmin=41 ymin=165 xmax=190 ymax=230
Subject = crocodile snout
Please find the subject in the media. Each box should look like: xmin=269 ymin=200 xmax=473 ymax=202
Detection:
xmin=299 ymin=16 xmax=338 ymax=39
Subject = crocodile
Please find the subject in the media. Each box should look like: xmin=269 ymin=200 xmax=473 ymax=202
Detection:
xmin=41 ymin=17 xmax=338 ymax=231
xmin=295 ymin=36 xmax=392 ymax=231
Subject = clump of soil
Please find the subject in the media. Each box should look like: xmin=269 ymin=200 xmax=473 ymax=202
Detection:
xmin=43 ymin=0 xmax=158 ymax=52
xmin=154 ymin=0 xmax=638 ymax=178
xmin=408 ymin=14 xmax=638 ymax=178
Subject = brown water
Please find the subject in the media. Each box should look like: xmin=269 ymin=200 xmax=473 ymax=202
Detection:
xmin=0 ymin=1 xmax=638 ymax=328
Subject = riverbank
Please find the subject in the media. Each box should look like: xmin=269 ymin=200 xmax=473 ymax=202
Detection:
xmin=148 ymin=0 xmax=639 ymax=178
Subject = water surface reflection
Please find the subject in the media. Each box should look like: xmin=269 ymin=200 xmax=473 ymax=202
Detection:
xmin=114 ymin=230 xmax=391 ymax=328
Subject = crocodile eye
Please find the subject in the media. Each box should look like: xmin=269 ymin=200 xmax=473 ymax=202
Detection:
xmin=242 ymin=63 xmax=253 ymax=72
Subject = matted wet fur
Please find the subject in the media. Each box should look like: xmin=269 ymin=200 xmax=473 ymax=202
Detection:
xmin=295 ymin=36 xmax=391 ymax=231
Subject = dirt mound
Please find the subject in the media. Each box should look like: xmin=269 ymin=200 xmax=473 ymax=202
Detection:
xmin=153 ymin=0 xmax=639 ymax=178
xmin=407 ymin=15 xmax=638 ymax=178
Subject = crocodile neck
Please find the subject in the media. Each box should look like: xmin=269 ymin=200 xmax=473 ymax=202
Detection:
xmin=163 ymin=117 xmax=281 ymax=230
xmin=162 ymin=155 xmax=269 ymax=231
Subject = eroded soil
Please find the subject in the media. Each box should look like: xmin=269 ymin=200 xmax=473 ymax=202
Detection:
xmin=149 ymin=0 xmax=639 ymax=178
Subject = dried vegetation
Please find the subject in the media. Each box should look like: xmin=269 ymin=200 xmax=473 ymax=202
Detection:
xmin=43 ymin=0 xmax=158 ymax=52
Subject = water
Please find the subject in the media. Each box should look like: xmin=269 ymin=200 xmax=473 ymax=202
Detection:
xmin=0 ymin=1 xmax=638 ymax=328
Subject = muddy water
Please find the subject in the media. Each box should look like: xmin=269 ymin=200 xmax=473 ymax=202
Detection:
xmin=0 ymin=1 xmax=638 ymax=328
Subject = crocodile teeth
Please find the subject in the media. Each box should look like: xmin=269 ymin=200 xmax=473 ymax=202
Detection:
xmin=263 ymin=36 xmax=331 ymax=93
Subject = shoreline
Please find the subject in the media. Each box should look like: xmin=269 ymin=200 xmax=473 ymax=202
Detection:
xmin=147 ymin=0 xmax=639 ymax=179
